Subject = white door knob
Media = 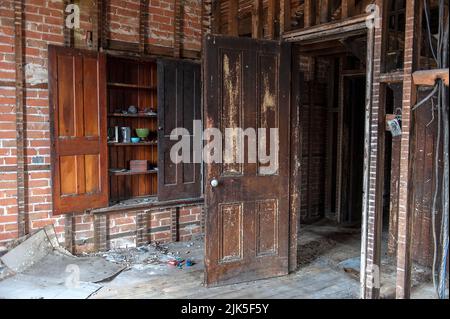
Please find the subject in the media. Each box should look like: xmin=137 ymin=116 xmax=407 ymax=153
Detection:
xmin=211 ymin=179 xmax=219 ymax=188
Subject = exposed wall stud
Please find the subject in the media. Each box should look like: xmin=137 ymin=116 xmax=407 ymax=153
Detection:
xmin=14 ymin=0 xmax=26 ymax=238
xmin=228 ymin=0 xmax=239 ymax=36
xmin=252 ymin=0 xmax=263 ymax=38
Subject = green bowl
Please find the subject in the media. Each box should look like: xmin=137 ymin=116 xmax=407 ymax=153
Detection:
xmin=135 ymin=128 xmax=150 ymax=138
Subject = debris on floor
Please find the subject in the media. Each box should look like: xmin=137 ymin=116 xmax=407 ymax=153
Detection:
xmin=90 ymin=238 xmax=201 ymax=273
xmin=0 ymin=225 xmax=126 ymax=299
xmin=337 ymin=257 xmax=360 ymax=278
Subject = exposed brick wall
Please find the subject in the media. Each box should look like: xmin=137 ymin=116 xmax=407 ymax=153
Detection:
xmin=0 ymin=0 xmax=207 ymax=252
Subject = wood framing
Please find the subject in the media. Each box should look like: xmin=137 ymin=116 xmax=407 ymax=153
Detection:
xmin=267 ymin=0 xmax=277 ymax=39
xmin=342 ymin=0 xmax=355 ymax=19
xmin=251 ymin=0 xmax=263 ymax=38
xmin=228 ymin=0 xmax=239 ymax=36
xmin=280 ymin=0 xmax=291 ymax=33
xmin=304 ymin=0 xmax=313 ymax=28
xmin=282 ymin=14 xmax=370 ymax=43
xmin=99 ymin=0 xmax=108 ymax=50
xmin=396 ymin=0 xmax=421 ymax=299
xmin=14 ymin=0 xmax=26 ymax=237
xmin=413 ymin=69 xmax=449 ymax=87
xmin=211 ymin=0 xmax=222 ymax=34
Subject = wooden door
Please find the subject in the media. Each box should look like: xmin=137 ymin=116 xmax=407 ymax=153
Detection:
xmin=157 ymin=59 xmax=202 ymax=201
xmin=49 ymin=46 xmax=108 ymax=214
xmin=204 ymin=35 xmax=291 ymax=286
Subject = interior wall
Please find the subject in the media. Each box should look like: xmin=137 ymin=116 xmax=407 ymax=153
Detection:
xmin=298 ymin=57 xmax=330 ymax=222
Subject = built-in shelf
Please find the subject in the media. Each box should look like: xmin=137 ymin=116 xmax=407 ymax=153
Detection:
xmin=108 ymin=141 xmax=157 ymax=147
xmin=108 ymin=113 xmax=157 ymax=118
xmin=108 ymin=82 xmax=156 ymax=90
xmin=109 ymin=169 xmax=158 ymax=176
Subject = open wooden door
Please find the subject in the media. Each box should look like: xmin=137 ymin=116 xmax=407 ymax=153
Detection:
xmin=204 ymin=35 xmax=292 ymax=286
xmin=49 ymin=46 xmax=108 ymax=214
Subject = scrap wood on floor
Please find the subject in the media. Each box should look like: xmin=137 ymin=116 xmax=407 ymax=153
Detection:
xmin=0 ymin=225 xmax=126 ymax=299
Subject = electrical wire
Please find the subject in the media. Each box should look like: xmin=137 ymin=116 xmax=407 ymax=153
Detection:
xmin=414 ymin=0 xmax=449 ymax=299
xmin=424 ymin=0 xmax=438 ymax=62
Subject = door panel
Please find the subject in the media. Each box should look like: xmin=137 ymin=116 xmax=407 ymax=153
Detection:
xmin=157 ymin=59 xmax=202 ymax=201
xmin=49 ymin=46 xmax=108 ymax=214
xmin=204 ymin=35 xmax=291 ymax=286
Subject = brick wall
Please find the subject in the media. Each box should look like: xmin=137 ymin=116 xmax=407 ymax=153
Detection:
xmin=0 ymin=0 xmax=207 ymax=252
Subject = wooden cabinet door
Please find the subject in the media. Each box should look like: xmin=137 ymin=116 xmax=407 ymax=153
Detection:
xmin=49 ymin=46 xmax=108 ymax=214
xmin=204 ymin=35 xmax=292 ymax=286
xmin=157 ymin=59 xmax=202 ymax=201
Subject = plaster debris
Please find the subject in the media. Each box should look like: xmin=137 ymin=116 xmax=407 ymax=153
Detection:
xmin=0 ymin=225 xmax=125 ymax=299
xmin=25 ymin=63 xmax=48 ymax=86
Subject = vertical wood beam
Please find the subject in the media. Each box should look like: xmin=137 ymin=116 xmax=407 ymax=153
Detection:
xmin=396 ymin=0 xmax=421 ymax=299
xmin=173 ymin=0 xmax=183 ymax=58
xmin=99 ymin=0 xmax=108 ymax=50
xmin=320 ymin=0 xmax=330 ymax=24
xmin=304 ymin=0 xmax=313 ymax=27
xmin=325 ymin=59 xmax=335 ymax=219
xmin=267 ymin=0 xmax=277 ymax=39
xmin=139 ymin=0 xmax=149 ymax=53
xmin=342 ymin=0 xmax=355 ymax=19
xmin=92 ymin=0 xmax=99 ymax=50
xmin=252 ymin=0 xmax=263 ymax=38
xmin=362 ymin=0 xmax=384 ymax=299
xmin=336 ymin=57 xmax=344 ymax=224
xmin=280 ymin=0 xmax=291 ymax=34
xmin=228 ymin=0 xmax=239 ymax=36
xmin=64 ymin=214 xmax=75 ymax=254
xmin=14 ymin=0 xmax=26 ymax=237
xmin=211 ymin=0 xmax=221 ymax=34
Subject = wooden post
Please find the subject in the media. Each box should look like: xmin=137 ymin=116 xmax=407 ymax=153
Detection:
xmin=252 ymin=0 xmax=263 ymax=38
xmin=320 ymin=0 xmax=330 ymax=24
xmin=228 ymin=0 xmax=239 ymax=36
xmin=99 ymin=0 xmax=108 ymax=50
xmin=304 ymin=0 xmax=313 ymax=27
xmin=342 ymin=0 xmax=355 ymax=19
xmin=267 ymin=0 xmax=277 ymax=39
xmin=396 ymin=0 xmax=420 ymax=299
xmin=14 ymin=0 xmax=26 ymax=237
xmin=212 ymin=0 xmax=222 ymax=34
xmin=280 ymin=0 xmax=291 ymax=34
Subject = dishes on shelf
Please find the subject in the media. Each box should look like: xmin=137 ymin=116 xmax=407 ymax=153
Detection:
xmin=128 ymin=105 xmax=138 ymax=114
xmin=131 ymin=137 xmax=141 ymax=143
xmin=136 ymin=128 xmax=150 ymax=140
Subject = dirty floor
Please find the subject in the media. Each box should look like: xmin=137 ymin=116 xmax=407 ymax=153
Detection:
xmin=90 ymin=221 xmax=362 ymax=299
xmin=89 ymin=220 xmax=438 ymax=299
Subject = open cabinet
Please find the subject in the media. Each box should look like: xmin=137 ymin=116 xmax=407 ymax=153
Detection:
xmin=49 ymin=46 xmax=201 ymax=215
xmin=106 ymin=57 xmax=159 ymax=202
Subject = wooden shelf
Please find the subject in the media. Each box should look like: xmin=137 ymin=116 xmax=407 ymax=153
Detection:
xmin=108 ymin=113 xmax=157 ymax=118
xmin=109 ymin=169 xmax=158 ymax=176
xmin=108 ymin=82 xmax=156 ymax=90
xmin=108 ymin=141 xmax=157 ymax=147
